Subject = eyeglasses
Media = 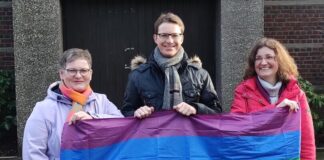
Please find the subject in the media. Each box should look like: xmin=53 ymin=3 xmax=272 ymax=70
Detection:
xmin=65 ymin=68 xmax=91 ymax=76
xmin=255 ymin=56 xmax=276 ymax=63
xmin=157 ymin=33 xmax=183 ymax=40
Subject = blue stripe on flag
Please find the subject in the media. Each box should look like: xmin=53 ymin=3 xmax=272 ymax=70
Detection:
xmin=61 ymin=131 xmax=300 ymax=160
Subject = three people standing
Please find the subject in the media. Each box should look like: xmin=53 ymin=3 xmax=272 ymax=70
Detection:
xmin=22 ymin=12 xmax=315 ymax=160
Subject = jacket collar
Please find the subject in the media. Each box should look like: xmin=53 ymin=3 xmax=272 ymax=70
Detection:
xmin=242 ymin=77 xmax=259 ymax=92
xmin=244 ymin=76 xmax=298 ymax=91
xmin=130 ymin=51 xmax=203 ymax=72
xmin=143 ymin=51 xmax=189 ymax=74
xmin=243 ymin=76 xmax=300 ymax=101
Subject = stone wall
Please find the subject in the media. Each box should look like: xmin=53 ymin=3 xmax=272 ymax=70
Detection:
xmin=12 ymin=0 xmax=63 ymax=156
xmin=219 ymin=0 xmax=264 ymax=110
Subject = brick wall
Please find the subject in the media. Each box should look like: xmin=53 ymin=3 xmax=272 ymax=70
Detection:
xmin=0 ymin=0 xmax=13 ymax=70
xmin=264 ymin=1 xmax=324 ymax=90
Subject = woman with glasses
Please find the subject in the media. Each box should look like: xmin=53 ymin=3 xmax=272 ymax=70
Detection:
xmin=23 ymin=48 xmax=123 ymax=160
xmin=231 ymin=37 xmax=315 ymax=159
xmin=121 ymin=12 xmax=222 ymax=118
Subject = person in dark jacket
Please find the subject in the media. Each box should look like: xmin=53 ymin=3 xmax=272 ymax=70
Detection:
xmin=121 ymin=12 xmax=222 ymax=118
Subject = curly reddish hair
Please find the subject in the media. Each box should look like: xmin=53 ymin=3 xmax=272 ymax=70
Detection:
xmin=244 ymin=37 xmax=299 ymax=83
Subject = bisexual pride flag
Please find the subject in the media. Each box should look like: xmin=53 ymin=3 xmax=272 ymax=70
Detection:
xmin=61 ymin=108 xmax=301 ymax=159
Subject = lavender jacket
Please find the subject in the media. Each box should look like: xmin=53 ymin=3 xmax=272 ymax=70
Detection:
xmin=23 ymin=82 xmax=124 ymax=160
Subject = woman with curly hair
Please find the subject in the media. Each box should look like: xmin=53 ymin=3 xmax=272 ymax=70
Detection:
xmin=231 ymin=37 xmax=316 ymax=159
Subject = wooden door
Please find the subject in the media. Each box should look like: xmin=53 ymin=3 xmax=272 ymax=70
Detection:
xmin=62 ymin=0 xmax=217 ymax=107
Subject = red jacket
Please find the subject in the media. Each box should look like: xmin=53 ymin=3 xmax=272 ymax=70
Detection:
xmin=231 ymin=77 xmax=316 ymax=160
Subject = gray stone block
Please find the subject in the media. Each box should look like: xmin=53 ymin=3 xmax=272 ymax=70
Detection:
xmin=12 ymin=0 xmax=62 ymax=156
xmin=220 ymin=0 xmax=263 ymax=111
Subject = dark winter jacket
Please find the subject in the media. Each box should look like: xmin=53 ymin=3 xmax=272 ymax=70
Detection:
xmin=121 ymin=52 xmax=222 ymax=116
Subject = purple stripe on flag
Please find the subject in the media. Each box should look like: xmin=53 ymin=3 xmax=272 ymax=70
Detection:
xmin=61 ymin=107 xmax=300 ymax=150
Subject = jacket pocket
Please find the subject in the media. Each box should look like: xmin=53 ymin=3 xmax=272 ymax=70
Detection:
xmin=242 ymin=93 xmax=268 ymax=112
xmin=142 ymin=91 xmax=160 ymax=106
xmin=183 ymin=89 xmax=200 ymax=102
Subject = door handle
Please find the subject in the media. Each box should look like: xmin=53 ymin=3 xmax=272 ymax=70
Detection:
xmin=124 ymin=64 xmax=131 ymax=69
xmin=124 ymin=47 xmax=135 ymax=52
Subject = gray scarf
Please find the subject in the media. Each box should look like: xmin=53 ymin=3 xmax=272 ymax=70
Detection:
xmin=154 ymin=47 xmax=184 ymax=110
xmin=258 ymin=76 xmax=282 ymax=104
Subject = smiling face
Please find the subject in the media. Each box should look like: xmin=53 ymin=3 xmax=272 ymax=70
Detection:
xmin=59 ymin=58 xmax=92 ymax=92
xmin=153 ymin=23 xmax=184 ymax=58
xmin=254 ymin=47 xmax=279 ymax=84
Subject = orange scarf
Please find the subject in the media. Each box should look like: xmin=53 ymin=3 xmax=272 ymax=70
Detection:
xmin=59 ymin=82 xmax=92 ymax=122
